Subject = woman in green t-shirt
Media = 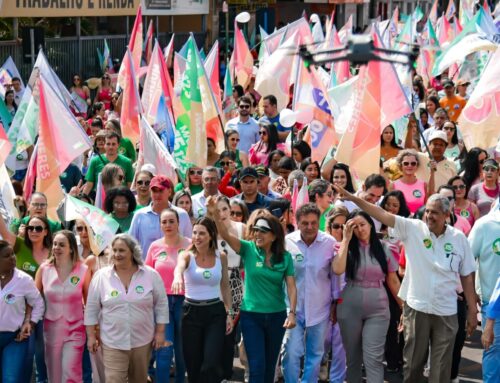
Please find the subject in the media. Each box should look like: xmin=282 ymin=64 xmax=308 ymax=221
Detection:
xmin=173 ymin=166 xmax=203 ymax=195
xmin=105 ymin=187 xmax=137 ymax=233
xmin=207 ymin=196 xmax=297 ymax=383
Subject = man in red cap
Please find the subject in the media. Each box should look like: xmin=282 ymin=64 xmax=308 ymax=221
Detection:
xmin=129 ymin=175 xmax=192 ymax=257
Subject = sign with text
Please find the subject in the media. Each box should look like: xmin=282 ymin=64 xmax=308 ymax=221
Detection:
xmin=142 ymin=0 xmax=209 ymax=15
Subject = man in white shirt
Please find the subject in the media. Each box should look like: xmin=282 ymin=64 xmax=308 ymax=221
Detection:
xmin=225 ymin=96 xmax=260 ymax=153
xmin=191 ymin=167 xmax=220 ymax=218
xmin=333 ymin=187 xmax=477 ymax=383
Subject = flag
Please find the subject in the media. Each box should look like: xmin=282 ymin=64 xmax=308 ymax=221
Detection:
xmin=204 ymin=40 xmax=222 ymax=118
xmin=222 ymin=65 xmax=236 ymax=121
xmin=36 ymin=75 xmax=92 ymax=219
xmin=64 ymin=194 xmax=119 ymax=256
xmin=164 ymin=33 xmax=175 ymax=68
xmin=459 ymin=0 xmax=474 ymax=26
xmin=255 ymin=31 xmax=299 ymax=111
xmin=103 ymin=39 xmax=112 ymax=72
xmin=293 ymin=59 xmax=337 ymax=163
xmin=429 ymin=0 xmax=439 ymax=25
xmin=142 ymin=40 xmax=174 ymax=128
xmin=458 ymin=46 xmax=500 ymax=149
xmin=0 ymin=56 xmax=23 ymax=98
xmin=230 ymin=23 xmax=253 ymax=89
xmin=327 ymin=75 xmax=359 ymax=130
xmin=172 ymin=52 xmax=187 ymax=122
xmin=261 ymin=18 xmax=313 ymax=55
xmin=94 ymin=173 xmax=105 ymax=211
xmin=117 ymin=4 xmax=143 ymax=89
xmin=0 ymin=122 xmax=11 ymax=167
xmin=120 ymin=49 xmax=142 ymax=147
xmin=437 ymin=15 xmax=454 ymax=46
xmin=311 ymin=19 xmax=325 ymax=43
xmin=432 ymin=8 xmax=499 ymax=76
xmin=291 ymin=178 xmax=309 ymax=214
xmin=140 ymin=116 xmax=178 ymax=181
xmin=23 ymin=144 xmax=37 ymax=202
xmin=446 ymin=0 xmax=457 ymax=20
xmin=173 ymin=36 xmax=210 ymax=174
xmin=338 ymin=15 xmax=353 ymax=44
xmin=413 ymin=5 xmax=425 ymax=23
xmin=334 ymin=31 xmax=411 ymax=181
xmin=144 ymin=20 xmax=154 ymax=65
xmin=7 ymin=88 xmax=38 ymax=155
xmin=155 ymin=94 xmax=176 ymax=153
xmin=0 ymin=164 xmax=19 ymax=224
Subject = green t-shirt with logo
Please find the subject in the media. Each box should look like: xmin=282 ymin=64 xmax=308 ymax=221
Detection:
xmin=238 ymin=239 xmax=294 ymax=313
xmin=118 ymin=137 xmax=137 ymax=163
xmin=14 ymin=237 xmax=40 ymax=279
xmin=85 ymin=154 xmax=134 ymax=191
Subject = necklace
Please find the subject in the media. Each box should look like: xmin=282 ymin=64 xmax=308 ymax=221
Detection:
xmin=0 ymin=270 xmax=13 ymax=280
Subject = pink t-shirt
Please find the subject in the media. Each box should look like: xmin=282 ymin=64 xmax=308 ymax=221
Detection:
xmin=145 ymin=236 xmax=191 ymax=295
xmin=393 ymin=179 xmax=426 ymax=214
xmin=454 ymin=215 xmax=471 ymax=237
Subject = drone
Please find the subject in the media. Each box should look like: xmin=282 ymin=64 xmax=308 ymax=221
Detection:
xmin=298 ymin=34 xmax=420 ymax=69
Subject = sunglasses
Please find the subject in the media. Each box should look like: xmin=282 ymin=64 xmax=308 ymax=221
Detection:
xmin=189 ymin=169 xmax=203 ymax=176
xmin=219 ymin=161 xmax=231 ymax=167
xmin=452 ymin=184 xmax=466 ymax=190
xmin=230 ymin=137 xmax=240 ymax=142
xmin=27 ymin=225 xmax=45 ymax=233
xmin=443 ymin=126 xmax=455 ymax=131
xmin=137 ymin=180 xmax=151 ymax=186
xmin=259 ymin=131 xmax=267 ymax=136
xmin=102 ymin=76 xmax=110 ymax=80
xmin=75 ymin=226 xmax=87 ymax=232
xmin=231 ymin=211 xmax=243 ymax=217
xmin=483 ymin=166 xmax=498 ymax=172
xmin=330 ymin=223 xmax=344 ymax=230
xmin=117 ymin=175 xmax=125 ymax=181
xmin=239 ymin=104 xmax=250 ymax=109
xmin=402 ymin=161 xmax=418 ymax=167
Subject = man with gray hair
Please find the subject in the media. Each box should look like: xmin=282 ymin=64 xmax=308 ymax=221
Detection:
xmin=332 ymin=186 xmax=477 ymax=383
xmin=191 ymin=167 xmax=221 ymax=218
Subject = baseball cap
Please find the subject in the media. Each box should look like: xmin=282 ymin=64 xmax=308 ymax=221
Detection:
xmin=150 ymin=175 xmax=173 ymax=190
xmin=443 ymin=79 xmax=455 ymax=88
xmin=239 ymin=167 xmax=259 ymax=180
xmin=255 ymin=165 xmax=270 ymax=177
xmin=253 ymin=218 xmax=272 ymax=233
xmin=456 ymin=79 xmax=470 ymax=86
xmin=429 ymin=130 xmax=448 ymax=144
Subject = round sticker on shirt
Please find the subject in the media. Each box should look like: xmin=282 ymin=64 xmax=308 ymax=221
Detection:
xmin=256 ymin=261 xmax=263 ymax=268
xmin=158 ymin=252 xmax=167 ymax=260
xmin=135 ymin=285 xmax=144 ymax=294
xmin=118 ymin=147 xmax=126 ymax=155
xmin=60 ymin=172 xmax=67 ymax=179
xmin=423 ymin=238 xmax=432 ymax=249
xmin=295 ymin=254 xmax=304 ymax=262
xmin=110 ymin=290 xmax=119 ymax=298
xmin=444 ymin=243 xmax=453 ymax=253
xmin=70 ymin=276 xmax=80 ymax=286
xmin=22 ymin=262 xmax=36 ymax=273
xmin=454 ymin=104 xmax=460 ymax=110
xmin=203 ymin=270 xmax=212 ymax=279
xmin=460 ymin=209 xmax=470 ymax=218
xmin=197 ymin=208 xmax=205 ymax=217
xmin=4 ymin=293 xmax=16 ymax=304
xmin=413 ymin=190 xmax=422 ymax=198
xmin=492 ymin=238 xmax=500 ymax=255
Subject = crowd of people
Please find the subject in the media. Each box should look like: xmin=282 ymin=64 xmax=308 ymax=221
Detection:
xmin=1 ymin=6 xmax=500 ymax=383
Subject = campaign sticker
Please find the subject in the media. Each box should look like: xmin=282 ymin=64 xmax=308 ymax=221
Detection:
xmin=423 ymin=238 xmax=432 ymax=249
xmin=256 ymin=261 xmax=263 ymax=268
xmin=413 ymin=190 xmax=422 ymax=198
xmin=135 ymin=285 xmax=144 ymax=294
xmin=203 ymin=270 xmax=212 ymax=279
xmin=22 ymin=262 xmax=36 ymax=273
xmin=4 ymin=293 xmax=16 ymax=304
xmin=295 ymin=254 xmax=304 ymax=262
xmin=444 ymin=243 xmax=453 ymax=253
xmin=492 ymin=238 xmax=500 ymax=256
xmin=110 ymin=290 xmax=119 ymax=298
xmin=70 ymin=276 xmax=80 ymax=286
xmin=158 ymin=252 xmax=167 ymax=260
xmin=460 ymin=209 xmax=470 ymax=218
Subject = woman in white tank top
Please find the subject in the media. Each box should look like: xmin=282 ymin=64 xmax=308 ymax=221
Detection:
xmin=171 ymin=217 xmax=233 ymax=383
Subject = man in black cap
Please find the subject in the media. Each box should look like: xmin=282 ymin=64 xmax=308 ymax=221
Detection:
xmin=232 ymin=167 xmax=272 ymax=214
xmin=439 ymin=79 xmax=467 ymax=122
xmin=256 ymin=165 xmax=282 ymax=199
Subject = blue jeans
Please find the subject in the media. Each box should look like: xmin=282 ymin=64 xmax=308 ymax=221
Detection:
xmin=282 ymin=316 xmax=329 ymax=382
xmin=82 ymin=341 xmax=93 ymax=383
xmin=156 ymin=295 xmax=186 ymax=383
xmin=22 ymin=320 xmax=47 ymax=383
xmin=0 ymin=331 xmax=29 ymax=383
xmin=482 ymin=306 xmax=500 ymax=383
xmin=240 ymin=310 xmax=287 ymax=383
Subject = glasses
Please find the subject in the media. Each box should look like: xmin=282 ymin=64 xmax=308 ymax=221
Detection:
xmin=27 ymin=225 xmax=45 ymax=233
xmin=239 ymin=104 xmax=250 ymax=109
xmin=452 ymin=184 xmax=466 ymax=190
xmin=402 ymin=161 xmax=418 ymax=167
xmin=75 ymin=226 xmax=87 ymax=232
xmin=219 ymin=161 xmax=230 ymax=167
xmin=443 ymin=126 xmax=456 ymax=131
xmin=102 ymin=76 xmax=110 ymax=80
xmin=330 ymin=223 xmax=344 ymax=230
xmin=31 ymin=202 xmax=47 ymax=209
xmin=483 ymin=166 xmax=498 ymax=173
xmin=117 ymin=175 xmax=125 ymax=181
xmin=137 ymin=180 xmax=151 ymax=186
xmin=189 ymin=169 xmax=203 ymax=176
xmin=231 ymin=211 xmax=243 ymax=217
xmin=230 ymin=137 xmax=240 ymax=142
xmin=259 ymin=131 xmax=267 ymax=136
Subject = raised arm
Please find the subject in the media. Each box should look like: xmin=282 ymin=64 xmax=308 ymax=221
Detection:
xmin=0 ymin=214 xmax=16 ymax=246
xmin=206 ymin=195 xmax=241 ymax=253
xmin=332 ymin=221 xmax=354 ymax=275
xmin=332 ymin=184 xmax=396 ymax=228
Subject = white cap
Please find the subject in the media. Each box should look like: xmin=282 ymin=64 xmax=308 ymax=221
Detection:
xmin=428 ymin=130 xmax=448 ymax=144
xmin=253 ymin=219 xmax=272 ymax=232
xmin=141 ymin=164 xmax=157 ymax=175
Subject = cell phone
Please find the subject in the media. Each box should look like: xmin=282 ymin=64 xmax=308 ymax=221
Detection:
xmin=271 ymin=208 xmax=282 ymax=218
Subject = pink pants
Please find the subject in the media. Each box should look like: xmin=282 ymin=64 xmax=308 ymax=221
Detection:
xmin=44 ymin=318 xmax=86 ymax=383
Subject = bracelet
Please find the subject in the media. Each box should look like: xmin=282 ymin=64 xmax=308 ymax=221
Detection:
xmin=227 ymin=309 xmax=235 ymax=316
xmin=289 ymin=310 xmax=296 ymax=315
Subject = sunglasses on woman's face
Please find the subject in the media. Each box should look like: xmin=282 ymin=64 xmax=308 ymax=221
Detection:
xmin=259 ymin=131 xmax=267 ymax=136
xmin=75 ymin=226 xmax=87 ymax=232
xmin=402 ymin=161 xmax=418 ymax=167
xmin=102 ymin=76 xmax=110 ymax=80
xmin=189 ymin=170 xmax=203 ymax=176
xmin=27 ymin=225 xmax=45 ymax=233
xmin=117 ymin=175 xmax=125 ymax=181
xmin=330 ymin=223 xmax=344 ymax=230
xmin=137 ymin=180 xmax=151 ymax=186
xmin=219 ymin=161 xmax=231 ymax=167
xmin=231 ymin=211 xmax=243 ymax=217
xmin=452 ymin=184 xmax=466 ymax=190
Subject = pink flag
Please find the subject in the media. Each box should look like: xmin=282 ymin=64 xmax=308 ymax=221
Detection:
xmin=294 ymin=59 xmax=338 ymax=163
xmin=120 ymin=49 xmax=142 ymax=147
xmin=144 ymin=20 xmax=154 ymax=65
xmin=23 ymin=145 xmax=37 ymax=202
xmin=437 ymin=15 xmax=454 ymax=46
xmin=429 ymin=0 xmax=439 ymax=25
xmin=334 ymin=31 xmax=411 ymax=181
xmin=332 ymin=27 xmax=351 ymax=84
xmin=446 ymin=0 xmax=457 ymax=20
xmin=118 ymin=5 xmax=143 ymax=88
xmin=230 ymin=23 xmax=253 ymax=88
xmin=204 ymin=41 xmax=223 ymax=122
xmin=36 ymin=75 xmax=92 ymax=219
xmin=164 ymin=33 xmax=175 ymax=68
xmin=0 ymin=122 xmax=11 ymax=167
xmin=291 ymin=178 xmax=309 ymax=214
